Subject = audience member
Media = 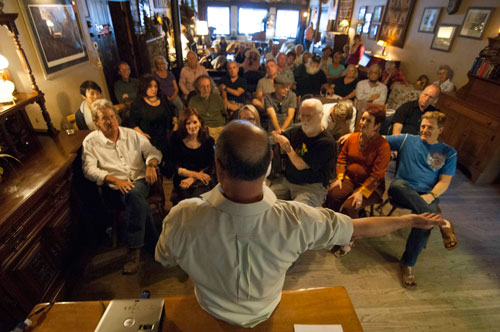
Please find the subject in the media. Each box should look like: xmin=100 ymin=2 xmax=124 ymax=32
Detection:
xmin=237 ymin=104 xmax=261 ymax=127
xmin=345 ymin=35 xmax=364 ymax=66
xmin=170 ymin=108 xmax=215 ymax=206
xmin=265 ymin=44 xmax=280 ymax=62
xmin=270 ymin=99 xmax=335 ymax=207
xmin=301 ymin=51 xmax=312 ymax=66
xmin=286 ymin=51 xmax=296 ymax=70
xmin=294 ymin=55 xmax=332 ymax=96
xmin=130 ymin=75 xmax=175 ymax=163
xmin=179 ymin=51 xmax=209 ymax=98
xmin=235 ymin=44 xmax=247 ymax=64
xmin=381 ymin=61 xmax=408 ymax=91
xmin=293 ymin=44 xmax=304 ymax=67
xmin=219 ymin=36 xmax=228 ymax=55
xmin=188 ymin=75 xmax=226 ymax=140
xmin=325 ymin=100 xmax=355 ymax=141
xmin=76 ymin=80 xmax=102 ymax=130
xmin=153 ymin=56 xmax=184 ymax=118
xmin=386 ymin=111 xmax=458 ymax=287
xmin=433 ymin=65 xmax=455 ymax=93
xmin=392 ymin=84 xmax=440 ymax=135
xmin=220 ymin=61 xmax=248 ymax=116
xmin=114 ymin=62 xmax=138 ymax=105
xmin=326 ymin=52 xmax=345 ymax=82
xmin=276 ymin=52 xmax=295 ymax=82
xmin=341 ymin=44 xmax=350 ymax=65
xmin=304 ymin=22 xmax=314 ymax=50
xmin=356 ymin=64 xmax=387 ymax=104
xmin=264 ymin=74 xmax=296 ymax=133
xmin=319 ymin=45 xmax=333 ymax=74
xmin=331 ymin=65 xmax=359 ymax=100
xmin=155 ymin=120 xmax=446 ymax=327
xmin=253 ymin=59 xmax=278 ymax=112
xmin=326 ymin=107 xmax=390 ymax=256
xmin=241 ymin=49 xmax=261 ymax=73
xmin=83 ymin=99 xmax=161 ymax=275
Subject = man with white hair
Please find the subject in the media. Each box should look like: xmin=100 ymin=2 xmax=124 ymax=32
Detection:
xmin=294 ymin=55 xmax=333 ymax=96
xmin=270 ymin=98 xmax=335 ymax=207
xmin=82 ymin=99 xmax=162 ymax=275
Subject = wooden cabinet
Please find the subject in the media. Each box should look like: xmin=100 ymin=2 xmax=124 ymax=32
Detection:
xmin=437 ymin=78 xmax=500 ymax=184
xmin=0 ymin=132 xmax=88 ymax=331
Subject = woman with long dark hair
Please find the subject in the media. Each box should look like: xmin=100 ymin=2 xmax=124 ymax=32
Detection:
xmin=170 ymin=108 xmax=216 ymax=205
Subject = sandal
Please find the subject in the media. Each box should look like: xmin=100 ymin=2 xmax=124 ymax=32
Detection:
xmin=439 ymin=219 xmax=458 ymax=251
xmin=400 ymin=263 xmax=417 ymax=288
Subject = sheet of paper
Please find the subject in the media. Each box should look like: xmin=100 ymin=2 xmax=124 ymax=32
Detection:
xmin=294 ymin=324 xmax=344 ymax=332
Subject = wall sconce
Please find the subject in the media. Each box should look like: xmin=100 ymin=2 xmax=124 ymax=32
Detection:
xmin=0 ymin=54 xmax=15 ymax=104
xmin=339 ymin=19 xmax=350 ymax=34
xmin=377 ymin=40 xmax=388 ymax=56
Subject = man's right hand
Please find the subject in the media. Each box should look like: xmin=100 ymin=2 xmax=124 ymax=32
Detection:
xmin=273 ymin=134 xmax=292 ymax=153
xmin=114 ymin=178 xmax=135 ymax=194
xmin=329 ymin=179 xmax=342 ymax=190
xmin=410 ymin=213 xmax=446 ymax=230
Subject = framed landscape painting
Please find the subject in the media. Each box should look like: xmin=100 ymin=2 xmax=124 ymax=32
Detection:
xmin=459 ymin=7 xmax=494 ymax=39
xmin=431 ymin=24 xmax=459 ymax=52
xmin=418 ymin=7 xmax=441 ymax=33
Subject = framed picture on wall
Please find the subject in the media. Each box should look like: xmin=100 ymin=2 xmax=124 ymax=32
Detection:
xmin=373 ymin=6 xmax=384 ymax=23
xmin=356 ymin=23 xmax=363 ymax=35
xmin=459 ymin=7 xmax=495 ymax=40
xmin=17 ymin=0 xmax=88 ymax=78
xmin=368 ymin=24 xmax=379 ymax=40
xmin=431 ymin=24 xmax=459 ymax=52
xmin=362 ymin=13 xmax=372 ymax=34
xmin=378 ymin=0 xmax=416 ymax=48
xmin=358 ymin=6 xmax=367 ymax=21
xmin=418 ymin=7 xmax=442 ymax=33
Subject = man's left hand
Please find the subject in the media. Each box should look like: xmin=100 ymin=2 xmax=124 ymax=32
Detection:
xmin=349 ymin=192 xmax=363 ymax=209
xmin=421 ymin=193 xmax=434 ymax=204
xmin=411 ymin=213 xmax=445 ymax=230
xmin=145 ymin=165 xmax=158 ymax=184
xmin=274 ymin=134 xmax=292 ymax=153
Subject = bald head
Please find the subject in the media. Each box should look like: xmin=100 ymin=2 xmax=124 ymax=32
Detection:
xmin=418 ymin=84 xmax=440 ymax=111
xmin=216 ymin=121 xmax=271 ymax=181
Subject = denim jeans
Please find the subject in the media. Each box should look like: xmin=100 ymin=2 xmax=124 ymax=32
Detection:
xmin=388 ymin=178 xmax=440 ymax=267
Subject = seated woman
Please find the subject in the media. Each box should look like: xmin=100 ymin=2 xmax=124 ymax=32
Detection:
xmin=381 ymin=61 xmax=408 ymax=90
xmin=237 ymin=104 xmax=261 ymax=127
xmin=319 ymin=45 xmax=333 ymax=75
xmin=326 ymin=52 xmax=345 ymax=82
xmin=153 ymin=56 xmax=184 ymax=120
xmin=325 ymin=106 xmax=390 ymax=256
xmin=325 ymin=100 xmax=354 ymax=141
xmin=170 ymin=108 xmax=216 ymax=206
xmin=331 ymin=64 xmax=359 ymax=100
xmin=130 ymin=74 xmax=176 ymax=174
xmin=433 ymin=65 xmax=455 ymax=93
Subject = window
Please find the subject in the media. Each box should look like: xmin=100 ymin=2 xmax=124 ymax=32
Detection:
xmin=207 ymin=6 xmax=230 ymax=35
xmin=238 ymin=7 xmax=268 ymax=35
xmin=275 ymin=9 xmax=299 ymax=38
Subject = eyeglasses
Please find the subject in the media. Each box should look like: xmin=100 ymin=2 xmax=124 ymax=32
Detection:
xmin=99 ymin=114 xmax=117 ymax=122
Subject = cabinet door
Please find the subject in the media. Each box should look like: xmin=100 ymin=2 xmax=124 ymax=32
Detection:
xmin=459 ymin=122 xmax=496 ymax=180
xmin=440 ymin=108 xmax=463 ymax=148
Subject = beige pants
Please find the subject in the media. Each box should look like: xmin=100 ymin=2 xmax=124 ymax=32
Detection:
xmin=208 ymin=126 xmax=225 ymax=141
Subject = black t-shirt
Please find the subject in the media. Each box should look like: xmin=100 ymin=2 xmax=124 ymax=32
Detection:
xmin=220 ymin=76 xmax=247 ymax=103
xmin=332 ymin=76 xmax=359 ymax=98
xmin=392 ymin=100 xmax=437 ymax=135
xmin=284 ymin=125 xmax=335 ymax=186
xmin=294 ymin=64 xmax=327 ymax=96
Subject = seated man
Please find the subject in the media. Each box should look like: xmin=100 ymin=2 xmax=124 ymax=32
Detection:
xmin=276 ymin=52 xmax=295 ymax=83
xmin=76 ymin=80 xmax=102 ymax=130
xmin=179 ymin=51 xmax=209 ymax=99
xmin=386 ymin=111 xmax=458 ymax=288
xmin=82 ymin=99 xmax=162 ymax=274
xmin=188 ymin=75 xmax=226 ymax=141
xmin=356 ymin=64 xmax=387 ymax=105
xmin=252 ymin=59 xmax=278 ymax=112
xmin=265 ymin=43 xmax=280 ymax=62
xmin=155 ymin=120 xmax=446 ymax=328
xmin=294 ymin=55 xmax=333 ymax=96
xmin=270 ymin=98 xmax=335 ymax=207
xmin=392 ymin=84 xmax=440 ymax=135
xmin=219 ymin=61 xmax=247 ymax=116
xmin=263 ymin=74 xmax=296 ymax=134
xmin=114 ymin=62 xmax=138 ymax=105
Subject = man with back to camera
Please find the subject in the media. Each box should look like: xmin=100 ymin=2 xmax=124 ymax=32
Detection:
xmin=155 ymin=120 xmax=446 ymax=327
xmin=386 ymin=111 xmax=458 ymax=288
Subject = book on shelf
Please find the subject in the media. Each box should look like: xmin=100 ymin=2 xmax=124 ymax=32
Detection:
xmin=469 ymin=57 xmax=500 ymax=81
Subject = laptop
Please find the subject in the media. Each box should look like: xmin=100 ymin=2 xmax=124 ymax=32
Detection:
xmin=94 ymin=299 xmax=165 ymax=332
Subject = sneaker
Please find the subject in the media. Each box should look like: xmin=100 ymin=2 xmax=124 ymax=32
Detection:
xmin=123 ymin=248 xmax=141 ymax=275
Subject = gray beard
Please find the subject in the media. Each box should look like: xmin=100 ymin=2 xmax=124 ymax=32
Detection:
xmin=305 ymin=63 xmax=320 ymax=75
xmin=302 ymin=123 xmax=321 ymax=136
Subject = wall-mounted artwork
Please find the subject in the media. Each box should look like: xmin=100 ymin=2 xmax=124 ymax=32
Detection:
xmin=431 ymin=24 xmax=459 ymax=52
xmin=362 ymin=12 xmax=372 ymax=34
xmin=418 ymin=7 xmax=441 ymax=33
xmin=17 ymin=0 xmax=88 ymax=78
xmin=356 ymin=23 xmax=363 ymax=35
xmin=373 ymin=6 xmax=384 ymax=23
xmin=358 ymin=6 xmax=366 ymax=21
xmin=459 ymin=7 xmax=495 ymax=40
xmin=369 ymin=24 xmax=379 ymax=40
xmin=378 ymin=0 xmax=416 ymax=48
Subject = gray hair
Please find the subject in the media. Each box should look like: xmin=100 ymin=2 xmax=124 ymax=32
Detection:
xmin=438 ymin=65 xmax=454 ymax=80
xmin=369 ymin=64 xmax=382 ymax=74
xmin=90 ymin=99 xmax=115 ymax=124
xmin=238 ymin=104 xmax=261 ymax=127
xmin=194 ymin=74 xmax=211 ymax=93
xmin=153 ymin=56 xmax=167 ymax=70
xmin=301 ymin=98 xmax=323 ymax=115
xmin=334 ymin=100 xmax=354 ymax=121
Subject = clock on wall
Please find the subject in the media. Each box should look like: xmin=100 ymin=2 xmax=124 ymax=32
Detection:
xmin=447 ymin=0 xmax=462 ymax=14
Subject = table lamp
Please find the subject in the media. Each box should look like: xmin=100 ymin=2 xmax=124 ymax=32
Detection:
xmin=0 ymin=54 xmax=15 ymax=104
xmin=196 ymin=20 xmax=209 ymax=51
xmin=339 ymin=19 xmax=349 ymax=34
xmin=377 ymin=40 xmax=388 ymax=56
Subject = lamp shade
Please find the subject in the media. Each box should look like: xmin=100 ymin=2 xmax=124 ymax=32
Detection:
xmin=196 ymin=21 xmax=209 ymax=36
xmin=377 ymin=40 xmax=387 ymax=47
xmin=339 ymin=19 xmax=349 ymax=28
xmin=0 ymin=54 xmax=8 ymax=70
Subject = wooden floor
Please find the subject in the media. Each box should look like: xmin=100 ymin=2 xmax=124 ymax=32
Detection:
xmin=69 ymin=167 xmax=500 ymax=332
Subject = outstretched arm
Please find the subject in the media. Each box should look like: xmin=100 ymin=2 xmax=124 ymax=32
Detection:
xmin=351 ymin=213 xmax=445 ymax=240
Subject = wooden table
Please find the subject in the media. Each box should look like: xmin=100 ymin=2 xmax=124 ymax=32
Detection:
xmin=28 ymin=287 xmax=363 ymax=331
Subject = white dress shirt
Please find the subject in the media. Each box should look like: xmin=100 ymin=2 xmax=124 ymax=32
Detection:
xmin=82 ymin=127 xmax=162 ymax=188
xmin=356 ymin=79 xmax=388 ymax=104
xmin=433 ymin=79 xmax=455 ymax=93
xmin=179 ymin=64 xmax=209 ymax=95
xmin=155 ymin=185 xmax=353 ymax=327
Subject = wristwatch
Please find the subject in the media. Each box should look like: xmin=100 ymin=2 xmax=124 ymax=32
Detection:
xmin=430 ymin=192 xmax=439 ymax=199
